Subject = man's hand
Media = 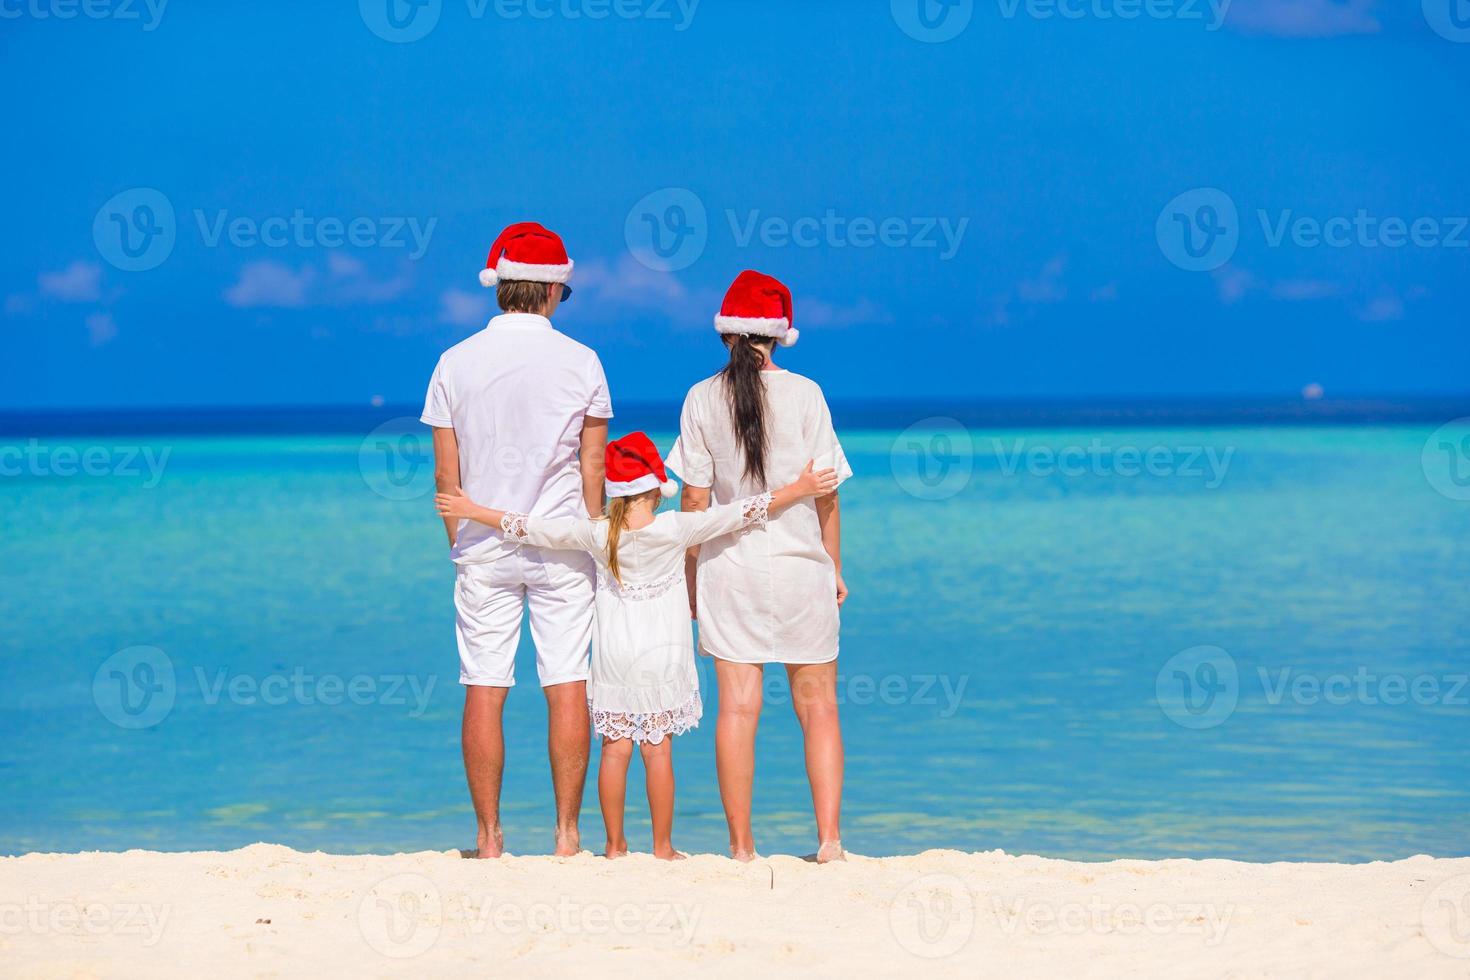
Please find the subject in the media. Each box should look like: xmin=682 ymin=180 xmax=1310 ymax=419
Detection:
xmin=431 ymin=426 xmax=462 ymax=547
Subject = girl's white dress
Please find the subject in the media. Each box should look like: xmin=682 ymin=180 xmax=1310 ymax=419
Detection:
xmin=666 ymin=370 xmax=854 ymax=665
xmin=499 ymin=493 xmax=775 ymax=743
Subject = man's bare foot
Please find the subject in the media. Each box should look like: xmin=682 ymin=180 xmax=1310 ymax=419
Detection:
xmin=729 ymin=846 xmax=758 ymax=863
xmin=604 ymin=839 xmax=629 ymax=859
xmin=476 ymin=828 xmax=504 ymax=859
xmin=816 ymin=839 xmax=846 ymax=864
xmin=554 ymin=829 xmax=581 ymax=857
xmin=653 ymin=846 xmax=687 ymax=861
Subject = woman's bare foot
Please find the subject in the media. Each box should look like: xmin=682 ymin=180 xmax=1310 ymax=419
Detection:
xmin=604 ymin=839 xmax=629 ymax=859
xmin=653 ymin=845 xmax=688 ymax=861
xmin=729 ymin=846 xmax=758 ymax=863
xmin=816 ymin=839 xmax=846 ymax=864
xmin=476 ymin=827 xmax=504 ymax=859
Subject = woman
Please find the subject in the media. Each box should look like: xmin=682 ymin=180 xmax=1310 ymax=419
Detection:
xmin=665 ymin=270 xmax=852 ymax=864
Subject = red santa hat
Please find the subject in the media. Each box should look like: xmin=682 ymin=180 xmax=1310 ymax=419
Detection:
xmin=605 ymin=431 xmax=679 ymax=499
xmin=714 ymin=270 xmax=798 ymax=347
xmin=479 ymin=221 xmax=574 ymax=288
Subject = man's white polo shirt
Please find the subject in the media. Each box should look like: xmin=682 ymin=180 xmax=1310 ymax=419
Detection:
xmin=421 ymin=313 xmax=613 ymax=564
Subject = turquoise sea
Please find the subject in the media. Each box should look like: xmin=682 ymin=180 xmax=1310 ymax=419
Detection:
xmin=2 ymin=408 xmax=1468 ymax=861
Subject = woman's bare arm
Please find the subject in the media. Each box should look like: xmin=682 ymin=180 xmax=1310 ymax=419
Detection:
xmin=681 ymin=484 xmax=712 ymax=619
xmin=815 ymin=489 xmax=847 ymax=607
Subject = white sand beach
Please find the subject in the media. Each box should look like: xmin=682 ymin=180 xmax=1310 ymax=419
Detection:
xmin=3 ymin=845 xmax=1470 ymax=978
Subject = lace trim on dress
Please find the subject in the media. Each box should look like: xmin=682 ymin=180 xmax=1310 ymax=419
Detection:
xmin=740 ymin=491 xmax=774 ymax=534
xmin=599 ymin=565 xmax=685 ymax=602
xmin=590 ymin=689 xmax=703 ymax=745
xmin=500 ymin=512 xmax=530 ymax=540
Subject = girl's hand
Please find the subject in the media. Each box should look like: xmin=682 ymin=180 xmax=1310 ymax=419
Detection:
xmin=793 ymin=460 xmax=840 ymax=498
xmin=435 ymin=486 xmax=479 ymax=521
xmin=835 ymin=571 xmax=849 ymax=607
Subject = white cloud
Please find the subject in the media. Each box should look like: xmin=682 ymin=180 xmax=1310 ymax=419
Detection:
xmin=85 ymin=311 xmax=117 ymax=346
xmin=224 ymin=260 xmax=316 ymax=308
xmin=438 ymin=288 xmax=492 ymax=327
xmin=38 ymin=260 xmax=103 ymax=302
xmin=1356 ymin=293 xmax=1404 ymax=322
xmin=801 ymin=297 xmax=894 ymax=328
xmin=1225 ymin=0 xmax=1381 ymax=37
xmin=223 ymin=252 xmax=413 ymax=308
xmin=1016 ymin=255 xmax=1068 ymax=304
xmin=5 ymin=293 xmax=36 ymax=316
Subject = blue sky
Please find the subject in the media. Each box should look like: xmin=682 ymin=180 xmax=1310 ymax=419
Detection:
xmin=3 ymin=0 xmax=1467 ymax=408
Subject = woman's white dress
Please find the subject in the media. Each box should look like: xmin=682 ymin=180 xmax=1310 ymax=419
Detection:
xmin=500 ymin=494 xmax=774 ymax=743
xmin=665 ymin=370 xmax=854 ymax=665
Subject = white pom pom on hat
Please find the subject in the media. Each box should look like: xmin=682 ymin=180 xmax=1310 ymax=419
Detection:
xmin=660 ymin=479 xmax=679 ymax=498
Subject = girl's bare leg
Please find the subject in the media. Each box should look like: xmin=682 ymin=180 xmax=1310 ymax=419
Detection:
xmin=640 ymin=737 xmax=685 ymax=860
xmin=787 ymin=661 xmax=845 ymax=863
xmin=714 ymin=659 xmax=765 ymax=861
xmin=598 ymin=736 xmax=634 ymax=858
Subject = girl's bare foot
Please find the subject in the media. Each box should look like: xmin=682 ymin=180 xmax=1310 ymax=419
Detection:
xmin=476 ymin=828 xmax=504 ymax=859
xmin=816 ymin=839 xmax=846 ymax=864
xmin=605 ymin=840 xmax=629 ymax=859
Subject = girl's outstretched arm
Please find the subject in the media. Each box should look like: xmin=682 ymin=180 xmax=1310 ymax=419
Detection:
xmin=678 ymin=461 xmax=840 ymax=549
xmin=436 ymin=488 xmax=596 ymax=553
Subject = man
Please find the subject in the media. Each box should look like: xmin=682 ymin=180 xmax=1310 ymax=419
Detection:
xmin=421 ymin=221 xmax=611 ymax=858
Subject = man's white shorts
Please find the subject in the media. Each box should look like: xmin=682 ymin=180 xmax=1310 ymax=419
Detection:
xmin=453 ymin=545 xmax=595 ymax=688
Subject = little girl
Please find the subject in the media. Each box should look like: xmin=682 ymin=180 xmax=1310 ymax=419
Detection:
xmin=436 ymin=431 xmax=838 ymax=860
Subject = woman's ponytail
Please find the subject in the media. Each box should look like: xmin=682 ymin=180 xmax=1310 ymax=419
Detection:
xmin=718 ymin=334 xmax=773 ymax=487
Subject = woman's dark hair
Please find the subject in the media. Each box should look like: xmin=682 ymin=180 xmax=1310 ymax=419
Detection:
xmin=718 ymin=333 xmax=777 ymax=486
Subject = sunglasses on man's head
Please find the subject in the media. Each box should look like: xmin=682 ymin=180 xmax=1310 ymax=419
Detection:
xmin=559 ymin=284 xmax=573 ymax=302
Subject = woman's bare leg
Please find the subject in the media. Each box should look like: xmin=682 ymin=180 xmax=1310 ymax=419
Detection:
xmin=598 ymin=736 xmax=633 ymax=858
xmin=787 ymin=661 xmax=845 ymax=862
xmin=715 ymin=659 xmax=764 ymax=861
xmin=640 ymin=737 xmax=685 ymax=860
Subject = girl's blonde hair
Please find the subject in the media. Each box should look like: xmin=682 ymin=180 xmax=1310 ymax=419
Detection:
xmin=602 ymin=488 xmax=662 ymax=584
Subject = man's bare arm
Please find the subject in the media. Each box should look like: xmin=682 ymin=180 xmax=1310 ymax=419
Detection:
xmin=681 ymin=484 xmax=712 ymax=619
xmin=816 ymin=489 xmax=848 ymax=606
xmin=432 ymin=426 xmax=461 ymax=547
xmin=580 ymin=417 xmax=609 ymax=518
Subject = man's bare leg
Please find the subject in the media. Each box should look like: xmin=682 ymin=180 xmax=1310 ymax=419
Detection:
xmin=787 ymin=661 xmax=845 ymax=863
xmin=545 ymin=679 xmax=590 ymax=856
xmin=714 ymin=659 xmax=764 ymax=861
xmin=463 ymin=685 xmax=510 ymax=858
